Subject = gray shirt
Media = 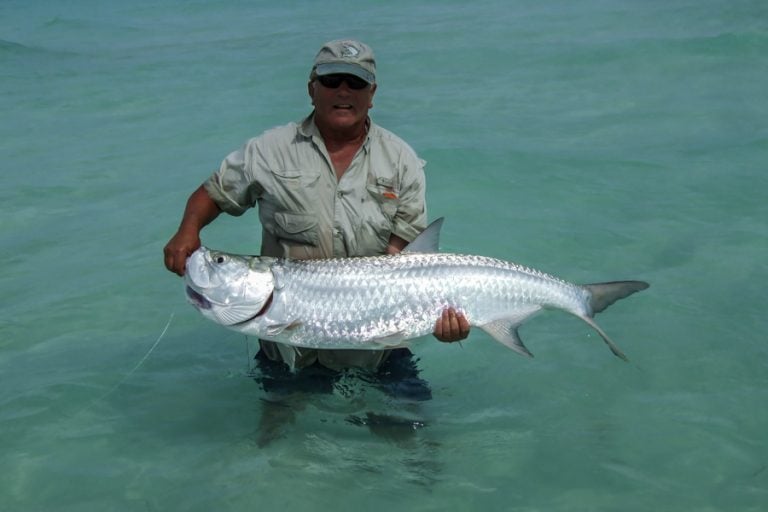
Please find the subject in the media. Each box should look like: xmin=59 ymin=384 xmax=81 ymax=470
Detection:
xmin=204 ymin=114 xmax=427 ymax=370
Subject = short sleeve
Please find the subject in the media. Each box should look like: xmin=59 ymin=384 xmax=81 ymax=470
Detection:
xmin=203 ymin=143 xmax=262 ymax=216
xmin=392 ymin=152 xmax=427 ymax=242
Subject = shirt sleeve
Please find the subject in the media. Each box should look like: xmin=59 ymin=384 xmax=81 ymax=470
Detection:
xmin=203 ymin=142 xmax=263 ymax=216
xmin=392 ymin=152 xmax=427 ymax=242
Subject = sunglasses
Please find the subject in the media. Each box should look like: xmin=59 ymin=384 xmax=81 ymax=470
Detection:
xmin=316 ymin=74 xmax=370 ymax=90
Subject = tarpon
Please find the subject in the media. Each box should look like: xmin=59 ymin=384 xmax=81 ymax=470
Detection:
xmin=184 ymin=219 xmax=648 ymax=360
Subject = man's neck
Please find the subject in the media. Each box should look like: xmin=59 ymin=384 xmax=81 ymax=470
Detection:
xmin=315 ymin=117 xmax=370 ymax=151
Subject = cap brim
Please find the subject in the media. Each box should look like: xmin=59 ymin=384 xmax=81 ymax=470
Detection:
xmin=315 ymin=63 xmax=375 ymax=84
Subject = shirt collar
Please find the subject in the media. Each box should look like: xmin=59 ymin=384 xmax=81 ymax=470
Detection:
xmin=298 ymin=113 xmax=372 ymax=153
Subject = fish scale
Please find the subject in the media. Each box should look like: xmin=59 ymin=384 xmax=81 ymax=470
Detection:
xmin=261 ymin=253 xmax=586 ymax=349
xmin=185 ymin=218 xmax=649 ymax=360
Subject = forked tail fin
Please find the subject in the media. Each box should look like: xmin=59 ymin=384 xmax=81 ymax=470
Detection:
xmin=583 ymin=281 xmax=649 ymax=315
xmin=579 ymin=280 xmax=650 ymax=361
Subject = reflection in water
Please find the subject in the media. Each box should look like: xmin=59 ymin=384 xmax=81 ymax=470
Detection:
xmin=250 ymin=347 xmax=442 ymax=485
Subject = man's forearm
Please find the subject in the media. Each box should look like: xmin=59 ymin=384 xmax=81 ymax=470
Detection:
xmin=178 ymin=185 xmax=221 ymax=233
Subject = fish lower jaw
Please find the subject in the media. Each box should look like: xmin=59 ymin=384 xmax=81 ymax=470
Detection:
xmin=186 ymin=286 xmax=212 ymax=310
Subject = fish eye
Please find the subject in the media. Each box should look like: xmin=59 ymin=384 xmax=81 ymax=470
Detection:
xmin=215 ymin=255 xmax=227 ymax=264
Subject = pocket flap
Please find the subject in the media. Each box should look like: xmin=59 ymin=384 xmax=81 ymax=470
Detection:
xmin=274 ymin=212 xmax=318 ymax=234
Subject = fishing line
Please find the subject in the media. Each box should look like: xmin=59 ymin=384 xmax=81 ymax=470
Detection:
xmin=120 ymin=312 xmax=174 ymax=381
xmin=71 ymin=312 xmax=174 ymax=417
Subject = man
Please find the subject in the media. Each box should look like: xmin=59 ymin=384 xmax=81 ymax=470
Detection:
xmin=164 ymin=39 xmax=469 ymax=374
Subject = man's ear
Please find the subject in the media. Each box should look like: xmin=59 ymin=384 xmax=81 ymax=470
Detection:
xmin=369 ymin=83 xmax=377 ymax=108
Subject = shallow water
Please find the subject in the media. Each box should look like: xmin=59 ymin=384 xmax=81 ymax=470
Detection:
xmin=2 ymin=1 xmax=767 ymax=510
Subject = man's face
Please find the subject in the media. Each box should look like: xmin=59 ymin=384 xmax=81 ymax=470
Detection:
xmin=309 ymin=74 xmax=377 ymax=133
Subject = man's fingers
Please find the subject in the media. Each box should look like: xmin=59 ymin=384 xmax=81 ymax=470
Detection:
xmin=437 ymin=309 xmax=448 ymax=339
xmin=163 ymin=247 xmax=188 ymax=277
xmin=174 ymin=258 xmax=186 ymax=276
xmin=448 ymin=309 xmax=459 ymax=335
xmin=457 ymin=311 xmax=470 ymax=339
xmin=434 ymin=309 xmax=471 ymax=343
xmin=434 ymin=309 xmax=448 ymax=341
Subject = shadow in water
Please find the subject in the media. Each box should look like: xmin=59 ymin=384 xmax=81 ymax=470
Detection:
xmin=346 ymin=412 xmax=428 ymax=444
xmin=251 ymin=348 xmax=433 ymax=448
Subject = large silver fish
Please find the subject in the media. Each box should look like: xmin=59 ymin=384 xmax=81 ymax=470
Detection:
xmin=184 ymin=219 xmax=648 ymax=360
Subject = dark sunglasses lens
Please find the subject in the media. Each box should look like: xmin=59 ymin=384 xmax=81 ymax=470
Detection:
xmin=345 ymin=76 xmax=368 ymax=89
xmin=318 ymin=74 xmax=368 ymax=90
xmin=318 ymin=75 xmax=342 ymax=88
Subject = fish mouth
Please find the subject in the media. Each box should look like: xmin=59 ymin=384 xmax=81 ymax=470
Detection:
xmin=186 ymin=286 xmax=212 ymax=310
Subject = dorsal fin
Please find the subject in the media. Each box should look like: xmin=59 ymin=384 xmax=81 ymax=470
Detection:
xmin=402 ymin=218 xmax=443 ymax=254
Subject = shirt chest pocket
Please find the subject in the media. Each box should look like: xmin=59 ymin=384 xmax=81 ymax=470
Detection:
xmin=266 ymin=168 xmax=320 ymax=214
xmin=272 ymin=211 xmax=319 ymax=246
xmin=365 ymin=176 xmax=399 ymax=219
xmin=270 ymin=168 xmax=320 ymax=199
xmin=260 ymin=168 xmax=322 ymax=246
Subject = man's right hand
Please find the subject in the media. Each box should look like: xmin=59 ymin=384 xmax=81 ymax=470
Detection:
xmin=163 ymin=229 xmax=201 ymax=276
xmin=163 ymin=185 xmax=222 ymax=276
xmin=163 ymin=185 xmax=221 ymax=276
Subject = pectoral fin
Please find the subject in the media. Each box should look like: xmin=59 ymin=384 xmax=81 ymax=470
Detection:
xmin=372 ymin=331 xmax=408 ymax=348
xmin=265 ymin=320 xmax=303 ymax=337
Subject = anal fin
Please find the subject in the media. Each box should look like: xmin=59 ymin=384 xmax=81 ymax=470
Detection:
xmin=479 ymin=307 xmax=542 ymax=358
xmin=480 ymin=320 xmax=533 ymax=357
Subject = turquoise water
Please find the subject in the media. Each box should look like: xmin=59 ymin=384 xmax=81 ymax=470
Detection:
xmin=2 ymin=1 xmax=767 ymax=510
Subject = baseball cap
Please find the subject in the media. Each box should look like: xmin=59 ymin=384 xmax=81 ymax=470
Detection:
xmin=312 ymin=39 xmax=376 ymax=84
